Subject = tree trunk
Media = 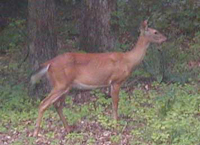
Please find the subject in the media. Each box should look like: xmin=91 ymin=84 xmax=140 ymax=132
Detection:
xmin=28 ymin=0 xmax=57 ymax=98
xmin=80 ymin=0 xmax=116 ymax=52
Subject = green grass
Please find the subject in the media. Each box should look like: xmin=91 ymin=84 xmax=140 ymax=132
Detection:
xmin=1 ymin=81 xmax=200 ymax=144
xmin=129 ymin=83 xmax=200 ymax=144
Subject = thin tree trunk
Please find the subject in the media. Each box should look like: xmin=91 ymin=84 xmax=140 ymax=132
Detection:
xmin=80 ymin=0 xmax=116 ymax=52
xmin=28 ymin=0 xmax=57 ymax=98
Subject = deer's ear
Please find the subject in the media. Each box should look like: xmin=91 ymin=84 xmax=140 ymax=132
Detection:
xmin=140 ymin=20 xmax=148 ymax=32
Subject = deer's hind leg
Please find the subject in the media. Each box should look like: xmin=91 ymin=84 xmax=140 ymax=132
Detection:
xmin=33 ymin=86 xmax=70 ymax=137
xmin=53 ymin=94 xmax=72 ymax=133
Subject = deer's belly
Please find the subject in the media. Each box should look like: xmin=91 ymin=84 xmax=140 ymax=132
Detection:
xmin=72 ymin=82 xmax=109 ymax=90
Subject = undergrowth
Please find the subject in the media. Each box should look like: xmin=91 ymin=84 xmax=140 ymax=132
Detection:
xmin=1 ymin=79 xmax=200 ymax=144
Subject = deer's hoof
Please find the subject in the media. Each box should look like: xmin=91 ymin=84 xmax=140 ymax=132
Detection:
xmin=33 ymin=131 xmax=38 ymax=137
xmin=65 ymin=125 xmax=76 ymax=133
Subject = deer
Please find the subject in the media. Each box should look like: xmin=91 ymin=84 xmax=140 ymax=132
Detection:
xmin=31 ymin=20 xmax=167 ymax=137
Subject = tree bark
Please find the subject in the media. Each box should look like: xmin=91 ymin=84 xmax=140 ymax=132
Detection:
xmin=28 ymin=0 xmax=57 ymax=98
xmin=80 ymin=0 xmax=116 ymax=52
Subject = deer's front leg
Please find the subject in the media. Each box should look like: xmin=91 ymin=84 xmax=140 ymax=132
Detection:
xmin=110 ymin=84 xmax=121 ymax=120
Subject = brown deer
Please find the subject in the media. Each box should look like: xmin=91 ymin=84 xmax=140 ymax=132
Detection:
xmin=31 ymin=20 xmax=167 ymax=137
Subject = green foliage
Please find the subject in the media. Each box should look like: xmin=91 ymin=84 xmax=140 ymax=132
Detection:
xmin=1 ymin=77 xmax=200 ymax=144
xmin=131 ymin=83 xmax=200 ymax=144
xmin=0 ymin=85 xmax=38 ymax=135
xmin=0 ymin=18 xmax=26 ymax=51
xmin=66 ymin=132 xmax=84 ymax=145
xmin=188 ymin=31 xmax=200 ymax=61
xmin=0 ymin=85 xmax=36 ymax=112
xmin=143 ymin=46 xmax=164 ymax=82
xmin=63 ymin=97 xmax=91 ymax=125
xmin=112 ymin=0 xmax=200 ymax=84
xmin=86 ymin=137 xmax=96 ymax=145
xmin=111 ymin=1 xmax=129 ymax=32
xmin=97 ymin=114 xmax=117 ymax=130
xmin=142 ymin=34 xmax=199 ymax=83
xmin=118 ymin=90 xmax=136 ymax=118
xmin=110 ymin=134 xmax=121 ymax=144
xmin=115 ymin=0 xmax=200 ymax=35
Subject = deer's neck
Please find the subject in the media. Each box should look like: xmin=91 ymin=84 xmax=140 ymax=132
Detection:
xmin=126 ymin=35 xmax=150 ymax=69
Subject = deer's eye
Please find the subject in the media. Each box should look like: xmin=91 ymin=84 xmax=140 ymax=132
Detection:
xmin=154 ymin=31 xmax=158 ymax=34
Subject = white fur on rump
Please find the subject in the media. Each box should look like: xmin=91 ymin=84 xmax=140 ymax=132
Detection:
xmin=31 ymin=64 xmax=50 ymax=85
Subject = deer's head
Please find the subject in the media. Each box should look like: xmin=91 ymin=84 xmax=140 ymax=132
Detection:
xmin=140 ymin=20 xmax=167 ymax=44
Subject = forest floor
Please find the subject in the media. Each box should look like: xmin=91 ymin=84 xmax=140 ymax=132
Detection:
xmin=1 ymin=50 xmax=200 ymax=145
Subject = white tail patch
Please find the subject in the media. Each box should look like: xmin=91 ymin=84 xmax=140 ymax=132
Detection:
xmin=31 ymin=64 xmax=50 ymax=85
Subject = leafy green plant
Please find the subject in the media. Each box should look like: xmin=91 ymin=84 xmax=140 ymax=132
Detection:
xmin=130 ymin=83 xmax=200 ymax=144
xmin=110 ymin=134 xmax=121 ymax=144
xmin=0 ymin=18 xmax=26 ymax=51
xmin=66 ymin=132 xmax=84 ymax=145
xmin=97 ymin=114 xmax=117 ymax=130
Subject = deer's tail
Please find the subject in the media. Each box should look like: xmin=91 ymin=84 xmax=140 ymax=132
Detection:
xmin=31 ymin=64 xmax=50 ymax=85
